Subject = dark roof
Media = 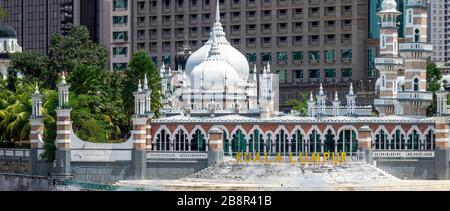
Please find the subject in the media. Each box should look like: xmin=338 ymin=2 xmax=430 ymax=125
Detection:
xmin=0 ymin=25 xmax=17 ymax=38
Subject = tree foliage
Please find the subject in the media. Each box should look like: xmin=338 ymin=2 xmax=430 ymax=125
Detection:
xmin=49 ymin=25 xmax=107 ymax=71
xmin=123 ymin=51 xmax=162 ymax=118
xmin=0 ymin=7 xmax=7 ymax=18
xmin=286 ymin=92 xmax=309 ymax=117
xmin=426 ymin=63 xmax=444 ymax=116
xmin=9 ymin=52 xmax=54 ymax=87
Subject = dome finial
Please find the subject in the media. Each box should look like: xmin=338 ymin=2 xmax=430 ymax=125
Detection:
xmin=215 ymin=0 xmax=221 ymax=23
xmin=381 ymin=0 xmax=398 ymax=12
xmin=319 ymin=83 xmax=324 ymax=95
xmin=144 ymin=74 xmax=149 ymax=91
xmin=349 ymin=83 xmax=354 ymax=95
xmin=138 ymin=80 xmax=142 ymax=92
xmin=309 ymin=91 xmax=314 ymax=101
xmin=440 ymin=81 xmax=445 ymax=92
xmin=61 ymin=71 xmax=66 ymax=85
xmin=34 ymin=82 xmax=40 ymax=95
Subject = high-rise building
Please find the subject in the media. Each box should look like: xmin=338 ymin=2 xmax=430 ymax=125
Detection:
xmin=430 ymin=0 xmax=450 ymax=63
xmin=124 ymin=0 xmax=369 ymax=109
xmin=0 ymin=0 xmax=101 ymax=55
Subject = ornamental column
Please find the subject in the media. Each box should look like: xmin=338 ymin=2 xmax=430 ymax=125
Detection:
xmin=208 ymin=127 xmax=224 ymax=166
xmin=55 ymin=72 xmax=72 ymax=178
xmin=358 ymin=126 xmax=373 ymax=164
xmin=29 ymin=83 xmax=44 ymax=175
xmin=132 ymin=78 xmax=152 ymax=180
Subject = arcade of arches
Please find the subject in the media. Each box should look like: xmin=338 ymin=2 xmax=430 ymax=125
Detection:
xmin=151 ymin=123 xmax=436 ymax=156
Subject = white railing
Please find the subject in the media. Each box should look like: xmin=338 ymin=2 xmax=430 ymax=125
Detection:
xmin=147 ymin=152 xmax=208 ymax=160
xmin=375 ymin=57 xmax=403 ymax=65
xmin=399 ymin=43 xmax=433 ymax=51
xmin=374 ymin=98 xmax=396 ymax=105
xmin=397 ymin=92 xmax=433 ymax=100
xmin=381 ymin=22 xmax=397 ymax=28
xmin=373 ymin=151 xmax=434 ymax=158
xmin=0 ymin=148 xmax=29 ymax=158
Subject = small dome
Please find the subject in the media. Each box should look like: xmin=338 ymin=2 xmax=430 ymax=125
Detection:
xmin=0 ymin=25 xmax=17 ymax=38
xmin=382 ymin=0 xmax=398 ymax=11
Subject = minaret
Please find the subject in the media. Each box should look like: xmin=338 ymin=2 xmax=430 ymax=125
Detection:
xmin=55 ymin=71 xmax=72 ymax=178
xmin=132 ymin=76 xmax=152 ymax=179
xmin=374 ymin=0 xmax=404 ymax=116
xmin=316 ymin=83 xmax=326 ymax=117
xmin=307 ymin=91 xmax=316 ymax=117
xmin=29 ymin=83 xmax=44 ymax=175
xmin=332 ymin=91 xmax=341 ymax=117
xmin=346 ymin=83 xmax=356 ymax=116
xmin=397 ymin=0 xmax=433 ymax=117
xmin=259 ymin=64 xmax=274 ymax=119
xmin=436 ymin=82 xmax=449 ymax=116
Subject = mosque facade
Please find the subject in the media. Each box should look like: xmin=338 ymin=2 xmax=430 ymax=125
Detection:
xmin=149 ymin=0 xmax=449 ymax=157
xmin=0 ymin=25 xmax=22 ymax=80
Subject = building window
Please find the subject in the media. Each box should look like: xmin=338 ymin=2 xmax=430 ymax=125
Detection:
xmin=309 ymin=51 xmax=320 ymax=63
xmin=277 ymin=52 xmax=288 ymax=62
xmin=292 ymin=51 xmax=303 ymax=62
xmin=325 ymin=69 xmax=336 ymax=78
xmin=414 ymin=78 xmax=419 ymax=91
xmin=325 ymin=50 xmax=336 ymax=62
xmin=415 ymin=29 xmax=420 ymax=42
xmin=247 ymin=53 xmax=256 ymax=62
xmin=113 ymin=31 xmax=128 ymax=41
xmin=342 ymin=68 xmax=352 ymax=78
xmin=309 ymin=69 xmax=320 ymax=79
xmin=261 ymin=52 xmax=272 ymax=62
xmin=113 ymin=0 xmax=128 ymax=11
xmin=152 ymin=56 xmax=158 ymax=66
xmin=294 ymin=70 xmax=303 ymax=79
xmin=342 ymin=49 xmax=352 ymax=62
xmin=113 ymin=47 xmax=127 ymax=57
xmin=113 ymin=16 xmax=128 ymax=25
xmin=278 ymin=70 xmax=287 ymax=82
xmin=113 ymin=63 xmax=127 ymax=71
xmin=163 ymin=55 xmax=171 ymax=65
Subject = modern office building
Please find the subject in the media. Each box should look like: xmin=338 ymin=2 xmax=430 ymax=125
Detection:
xmin=0 ymin=0 xmax=102 ymax=55
xmin=430 ymin=0 xmax=450 ymax=63
xmin=128 ymin=0 xmax=369 ymax=109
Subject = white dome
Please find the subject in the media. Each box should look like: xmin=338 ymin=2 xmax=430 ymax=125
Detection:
xmin=382 ymin=0 xmax=398 ymax=11
xmin=190 ymin=60 xmax=240 ymax=91
xmin=186 ymin=43 xmax=249 ymax=81
xmin=186 ymin=15 xmax=250 ymax=82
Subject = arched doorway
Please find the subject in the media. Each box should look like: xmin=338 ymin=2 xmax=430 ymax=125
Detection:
xmin=324 ymin=129 xmax=335 ymax=153
xmin=191 ymin=129 xmax=206 ymax=152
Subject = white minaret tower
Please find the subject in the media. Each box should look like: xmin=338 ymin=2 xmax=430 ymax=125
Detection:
xmin=316 ymin=83 xmax=326 ymax=117
xmin=374 ymin=0 xmax=404 ymax=116
xmin=332 ymin=91 xmax=340 ymax=117
xmin=307 ymin=91 xmax=316 ymax=117
xmin=346 ymin=83 xmax=356 ymax=116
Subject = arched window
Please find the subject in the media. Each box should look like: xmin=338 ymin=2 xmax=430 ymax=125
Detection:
xmin=415 ymin=29 xmax=420 ymax=42
xmin=393 ymin=41 xmax=397 ymax=54
xmin=382 ymin=76 xmax=386 ymax=87
xmin=414 ymin=78 xmax=419 ymax=91
xmin=387 ymin=15 xmax=392 ymax=22
xmin=408 ymin=10 xmax=412 ymax=24
xmin=3 ymin=41 xmax=7 ymax=52
xmin=382 ymin=36 xmax=386 ymax=48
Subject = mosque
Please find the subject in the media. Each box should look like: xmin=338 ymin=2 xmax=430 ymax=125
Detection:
xmin=0 ymin=25 xmax=22 ymax=80
xmin=148 ymin=0 xmax=449 ymax=157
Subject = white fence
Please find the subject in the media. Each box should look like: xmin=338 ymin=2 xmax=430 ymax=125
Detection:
xmin=147 ymin=152 xmax=208 ymax=160
xmin=0 ymin=149 xmax=29 ymax=158
xmin=373 ymin=151 xmax=435 ymax=158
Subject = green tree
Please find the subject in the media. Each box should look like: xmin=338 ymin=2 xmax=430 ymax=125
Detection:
xmin=427 ymin=63 xmax=442 ymax=92
xmin=0 ymin=7 xmax=7 ymax=18
xmin=123 ymin=50 xmax=162 ymax=118
xmin=426 ymin=63 xmax=444 ymax=116
xmin=49 ymin=25 xmax=107 ymax=72
xmin=69 ymin=65 xmax=128 ymax=142
xmin=9 ymin=52 xmax=55 ymax=87
xmin=0 ymin=81 xmax=33 ymax=144
xmin=286 ymin=92 xmax=309 ymax=116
